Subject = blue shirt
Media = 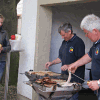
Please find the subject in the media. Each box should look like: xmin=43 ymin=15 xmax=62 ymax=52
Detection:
xmin=88 ymin=39 xmax=100 ymax=80
xmin=59 ymin=34 xmax=85 ymax=83
xmin=88 ymin=39 xmax=100 ymax=94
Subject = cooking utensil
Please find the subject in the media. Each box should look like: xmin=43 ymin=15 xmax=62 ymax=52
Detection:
xmin=45 ymin=69 xmax=90 ymax=87
xmin=69 ymin=71 xmax=85 ymax=82
xmin=47 ymin=69 xmax=90 ymax=84
xmin=68 ymin=71 xmax=90 ymax=85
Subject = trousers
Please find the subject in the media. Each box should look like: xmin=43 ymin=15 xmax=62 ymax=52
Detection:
xmin=95 ymin=90 xmax=100 ymax=100
xmin=67 ymin=92 xmax=78 ymax=100
xmin=0 ymin=61 xmax=6 ymax=81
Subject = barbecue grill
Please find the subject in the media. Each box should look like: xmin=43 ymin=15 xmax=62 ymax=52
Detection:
xmin=24 ymin=71 xmax=83 ymax=100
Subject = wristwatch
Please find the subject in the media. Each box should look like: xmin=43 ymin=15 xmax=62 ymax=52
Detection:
xmin=97 ymin=80 xmax=100 ymax=87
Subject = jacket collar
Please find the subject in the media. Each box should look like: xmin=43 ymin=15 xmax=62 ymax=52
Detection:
xmin=0 ymin=29 xmax=5 ymax=33
xmin=68 ymin=33 xmax=76 ymax=42
xmin=94 ymin=39 xmax=100 ymax=45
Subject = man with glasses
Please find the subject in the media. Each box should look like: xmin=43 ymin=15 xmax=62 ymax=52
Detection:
xmin=62 ymin=14 xmax=100 ymax=100
xmin=45 ymin=22 xmax=85 ymax=100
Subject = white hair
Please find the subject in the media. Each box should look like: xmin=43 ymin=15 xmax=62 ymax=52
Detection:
xmin=80 ymin=14 xmax=100 ymax=32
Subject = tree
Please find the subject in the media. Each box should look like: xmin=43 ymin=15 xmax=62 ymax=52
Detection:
xmin=0 ymin=0 xmax=20 ymax=86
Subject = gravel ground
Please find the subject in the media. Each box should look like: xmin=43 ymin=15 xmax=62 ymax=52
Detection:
xmin=0 ymin=85 xmax=17 ymax=100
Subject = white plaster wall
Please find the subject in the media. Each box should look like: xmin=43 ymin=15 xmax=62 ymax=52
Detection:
xmin=49 ymin=1 xmax=100 ymax=80
xmin=17 ymin=17 xmax=22 ymax=34
xmin=17 ymin=0 xmax=23 ymax=16
xmin=17 ymin=1 xmax=100 ymax=99
xmin=17 ymin=0 xmax=37 ymax=99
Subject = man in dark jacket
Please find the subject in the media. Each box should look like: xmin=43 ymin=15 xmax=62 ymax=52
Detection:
xmin=0 ymin=14 xmax=11 ymax=81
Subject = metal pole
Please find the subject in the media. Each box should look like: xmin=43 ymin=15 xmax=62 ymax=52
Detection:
xmin=4 ymin=52 xmax=11 ymax=100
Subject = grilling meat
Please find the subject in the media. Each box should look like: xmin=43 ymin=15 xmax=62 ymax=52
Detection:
xmin=29 ymin=71 xmax=61 ymax=76
xmin=35 ymin=77 xmax=57 ymax=85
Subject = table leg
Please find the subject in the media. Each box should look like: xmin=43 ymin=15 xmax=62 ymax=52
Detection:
xmin=4 ymin=52 xmax=11 ymax=100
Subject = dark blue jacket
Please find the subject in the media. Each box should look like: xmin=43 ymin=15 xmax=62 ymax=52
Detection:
xmin=0 ymin=29 xmax=11 ymax=61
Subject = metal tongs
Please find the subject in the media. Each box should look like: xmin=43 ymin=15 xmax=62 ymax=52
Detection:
xmin=45 ymin=68 xmax=90 ymax=83
xmin=61 ymin=70 xmax=90 ymax=87
xmin=68 ymin=71 xmax=90 ymax=84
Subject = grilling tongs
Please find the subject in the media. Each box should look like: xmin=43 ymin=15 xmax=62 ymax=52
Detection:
xmin=61 ymin=70 xmax=90 ymax=87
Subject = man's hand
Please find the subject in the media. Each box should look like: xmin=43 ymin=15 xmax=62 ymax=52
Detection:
xmin=61 ymin=63 xmax=78 ymax=73
xmin=68 ymin=63 xmax=78 ymax=73
xmin=45 ymin=62 xmax=53 ymax=69
xmin=61 ymin=65 xmax=69 ymax=71
xmin=88 ymin=80 xmax=99 ymax=91
xmin=45 ymin=58 xmax=61 ymax=69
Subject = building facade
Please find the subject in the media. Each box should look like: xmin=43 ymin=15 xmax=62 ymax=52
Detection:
xmin=17 ymin=0 xmax=100 ymax=100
